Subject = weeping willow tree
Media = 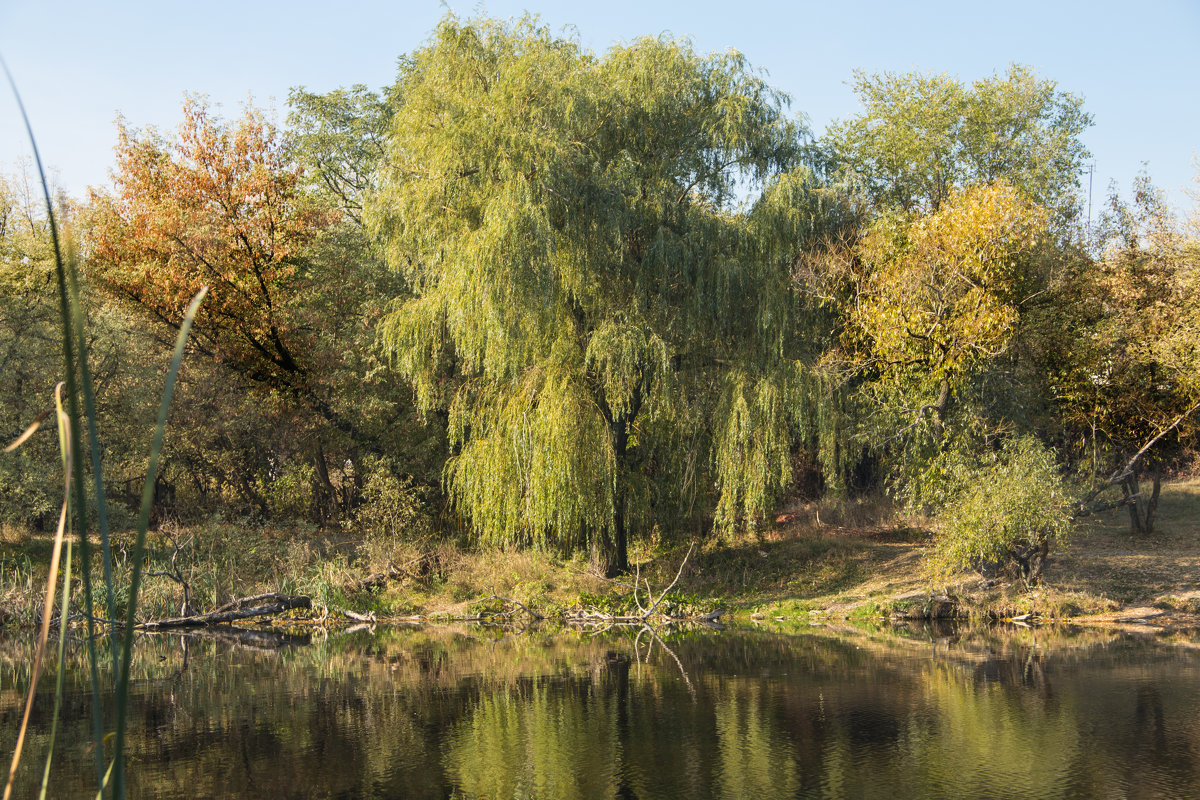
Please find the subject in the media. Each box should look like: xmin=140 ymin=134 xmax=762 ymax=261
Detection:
xmin=368 ymin=16 xmax=825 ymax=574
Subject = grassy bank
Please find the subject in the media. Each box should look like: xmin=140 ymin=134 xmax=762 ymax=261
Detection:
xmin=4 ymin=478 xmax=1200 ymax=631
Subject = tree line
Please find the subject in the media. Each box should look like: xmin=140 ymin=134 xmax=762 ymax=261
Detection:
xmin=3 ymin=14 xmax=1198 ymax=580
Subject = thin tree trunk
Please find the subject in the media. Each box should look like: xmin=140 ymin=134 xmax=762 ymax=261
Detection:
xmin=1123 ymin=474 xmax=1146 ymax=534
xmin=607 ymin=415 xmax=631 ymax=577
xmin=1144 ymin=466 xmax=1162 ymax=534
xmin=594 ymin=382 xmax=640 ymax=578
xmin=312 ymin=447 xmax=338 ymax=523
xmin=611 ymin=499 xmax=629 ymax=578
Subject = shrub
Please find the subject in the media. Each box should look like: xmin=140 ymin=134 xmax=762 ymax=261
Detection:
xmin=258 ymin=461 xmax=317 ymax=521
xmin=354 ymin=456 xmax=430 ymax=539
xmin=353 ymin=456 xmax=435 ymax=573
xmin=930 ymin=435 xmax=1073 ymax=586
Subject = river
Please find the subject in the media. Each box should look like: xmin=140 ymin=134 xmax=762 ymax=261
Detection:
xmin=2 ymin=622 xmax=1198 ymax=798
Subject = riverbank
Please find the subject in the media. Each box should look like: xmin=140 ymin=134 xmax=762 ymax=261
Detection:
xmin=3 ymin=478 xmax=1199 ymax=632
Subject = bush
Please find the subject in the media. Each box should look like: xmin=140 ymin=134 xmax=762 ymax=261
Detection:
xmin=930 ymin=435 xmax=1073 ymax=586
xmin=259 ymin=461 xmax=317 ymax=521
xmin=355 ymin=457 xmax=430 ymax=539
xmin=353 ymin=456 xmax=435 ymax=572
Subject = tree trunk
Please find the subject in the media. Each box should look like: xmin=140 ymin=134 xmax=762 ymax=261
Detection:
xmin=1121 ymin=467 xmax=1161 ymax=535
xmin=136 ymin=593 xmax=311 ymax=629
xmin=312 ymin=448 xmax=338 ymax=523
xmin=1144 ymin=466 xmax=1162 ymax=534
xmin=594 ymin=383 xmax=640 ymax=578
xmin=589 ymin=484 xmax=630 ymax=578
xmin=610 ymin=501 xmax=629 ymax=578
xmin=1122 ymin=474 xmax=1146 ymax=534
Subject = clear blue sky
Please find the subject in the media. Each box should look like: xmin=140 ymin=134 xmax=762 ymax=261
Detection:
xmin=2 ymin=0 xmax=1197 ymax=214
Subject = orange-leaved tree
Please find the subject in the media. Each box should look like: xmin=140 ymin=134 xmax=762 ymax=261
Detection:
xmin=86 ymin=98 xmax=430 ymax=522
xmin=88 ymin=98 xmax=338 ymax=396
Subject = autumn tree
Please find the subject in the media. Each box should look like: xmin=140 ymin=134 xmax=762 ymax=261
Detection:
xmin=851 ymin=184 xmax=1049 ymax=421
xmin=368 ymin=16 xmax=820 ymax=574
xmin=1055 ymin=174 xmax=1200 ymax=531
xmin=87 ymin=98 xmax=438 ymax=522
xmin=808 ymin=65 xmax=1094 ymax=509
xmin=89 ymin=99 xmax=336 ymax=393
xmin=844 ymin=183 xmax=1054 ymax=505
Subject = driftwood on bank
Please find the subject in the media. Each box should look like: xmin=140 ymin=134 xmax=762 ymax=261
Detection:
xmin=561 ymin=542 xmax=709 ymax=625
xmin=478 ymin=595 xmax=545 ymax=621
xmin=136 ymin=593 xmax=311 ymax=630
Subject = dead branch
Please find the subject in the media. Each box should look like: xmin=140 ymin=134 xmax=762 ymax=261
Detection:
xmin=1076 ymin=399 xmax=1200 ymax=514
xmin=1111 ymin=400 xmax=1200 ymax=482
xmin=481 ymin=595 xmax=545 ymax=621
xmin=641 ymin=541 xmax=695 ymax=620
xmin=144 ymin=529 xmax=194 ymax=616
xmin=136 ymin=593 xmax=311 ymax=630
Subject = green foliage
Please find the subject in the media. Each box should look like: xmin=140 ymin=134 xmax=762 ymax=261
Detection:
xmin=712 ymin=364 xmax=805 ymax=531
xmin=259 ymin=462 xmax=317 ymax=521
xmin=369 ymin=15 xmax=821 ymax=570
xmin=825 ymin=64 xmax=1092 ymax=223
xmin=354 ymin=455 xmax=432 ymax=542
xmin=287 ymin=84 xmax=395 ymax=223
xmin=444 ymin=365 xmax=617 ymax=552
xmin=930 ymin=436 xmax=1073 ymax=585
xmin=0 ymin=169 xmax=72 ymax=527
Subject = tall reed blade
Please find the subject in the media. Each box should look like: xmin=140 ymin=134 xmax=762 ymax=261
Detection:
xmin=65 ymin=251 xmax=120 ymax=628
xmin=110 ymin=287 xmax=208 ymax=799
xmin=2 ymin=54 xmax=108 ymax=788
xmin=2 ymin=407 xmax=52 ymax=453
xmin=2 ymin=387 xmax=73 ymax=800
xmin=40 ymin=386 xmax=77 ymax=799
xmin=39 ymin=536 xmax=73 ymax=800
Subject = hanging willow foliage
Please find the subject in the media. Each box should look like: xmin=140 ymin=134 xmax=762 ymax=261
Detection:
xmin=369 ymin=15 xmax=827 ymax=572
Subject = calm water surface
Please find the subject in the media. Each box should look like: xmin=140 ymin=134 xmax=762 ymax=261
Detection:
xmin=2 ymin=622 xmax=1198 ymax=799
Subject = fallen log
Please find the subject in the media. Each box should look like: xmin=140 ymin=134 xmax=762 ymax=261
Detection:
xmin=136 ymin=593 xmax=311 ymax=630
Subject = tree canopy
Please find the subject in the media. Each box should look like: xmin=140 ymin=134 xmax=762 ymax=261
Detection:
xmin=368 ymin=16 xmax=823 ymax=573
xmin=824 ymin=64 xmax=1092 ymax=223
xmin=88 ymin=99 xmax=337 ymax=391
xmin=9 ymin=11 xmax=1185 ymax=591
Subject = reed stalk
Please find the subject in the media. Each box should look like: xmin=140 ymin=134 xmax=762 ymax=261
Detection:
xmin=3 ymin=56 xmax=206 ymax=799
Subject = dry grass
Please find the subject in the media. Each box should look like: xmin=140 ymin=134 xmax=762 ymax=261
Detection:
xmin=4 ymin=478 xmax=1200 ymax=627
xmin=737 ymin=478 xmax=1200 ymax=626
xmin=1049 ymin=476 xmax=1200 ymax=602
xmin=1035 ymin=476 xmax=1200 ymax=627
xmin=358 ymin=543 xmax=613 ymax=617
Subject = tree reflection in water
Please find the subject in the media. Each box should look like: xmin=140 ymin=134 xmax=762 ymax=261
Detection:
xmin=0 ymin=624 xmax=1198 ymax=799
